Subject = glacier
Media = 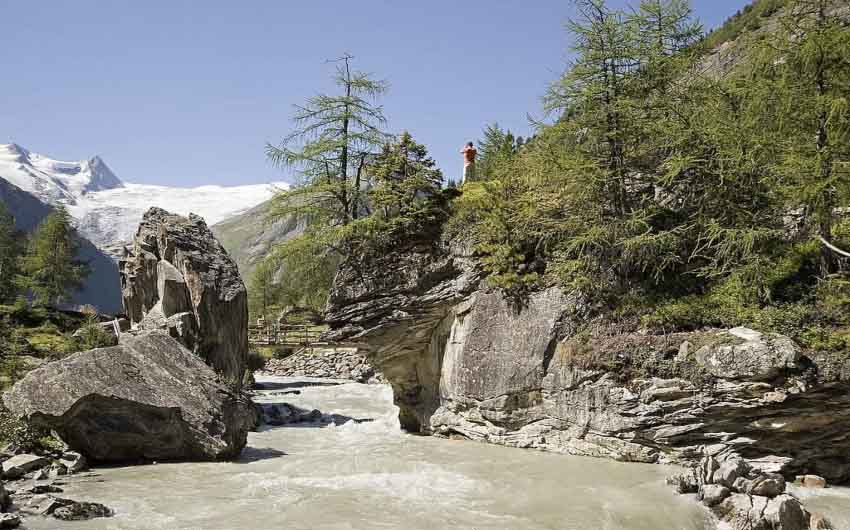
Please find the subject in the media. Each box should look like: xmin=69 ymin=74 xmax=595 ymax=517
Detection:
xmin=0 ymin=143 xmax=287 ymax=251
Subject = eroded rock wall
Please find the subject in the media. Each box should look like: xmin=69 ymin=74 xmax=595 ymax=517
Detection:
xmin=326 ymin=238 xmax=850 ymax=484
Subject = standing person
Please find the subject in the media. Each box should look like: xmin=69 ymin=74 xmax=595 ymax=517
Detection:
xmin=461 ymin=141 xmax=477 ymax=183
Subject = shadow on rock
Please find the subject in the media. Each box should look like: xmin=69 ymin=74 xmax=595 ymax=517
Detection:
xmin=258 ymin=403 xmax=374 ymax=428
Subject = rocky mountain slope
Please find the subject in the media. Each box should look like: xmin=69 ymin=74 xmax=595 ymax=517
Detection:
xmin=0 ymin=143 xmax=286 ymax=253
xmin=211 ymin=199 xmax=307 ymax=278
xmin=0 ymin=178 xmax=122 ymax=313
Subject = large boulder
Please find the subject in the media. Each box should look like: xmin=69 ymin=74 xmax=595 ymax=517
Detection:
xmin=120 ymin=207 xmax=248 ymax=384
xmin=3 ymin=332 xmax=255 ymax=462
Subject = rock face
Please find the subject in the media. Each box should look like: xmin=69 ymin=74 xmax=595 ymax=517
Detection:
xmin=262 ymin=347 xmax=385 ymax=384
xmin=325 ymin=237 xmax=850 ymax=484
xmin=3 ymin=332 xmax=256 ymax=462
xmin=120 ymin=207 xmax=248 ymax=384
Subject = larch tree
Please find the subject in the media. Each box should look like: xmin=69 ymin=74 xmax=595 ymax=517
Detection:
xmin=266 ymin=54 xmax=389 ymax=226
xmin=263 ymin=55 xmax=390 ymax=310
xmin=758 ymin=0 xmax=850 ymax=274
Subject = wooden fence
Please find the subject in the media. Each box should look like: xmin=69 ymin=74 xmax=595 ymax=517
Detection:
xmin=248 ymin=324 xmax=325 ymax=347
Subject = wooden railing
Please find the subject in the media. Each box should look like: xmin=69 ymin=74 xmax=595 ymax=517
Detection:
xmin=248 ymin=324 xmax=325 ymax=347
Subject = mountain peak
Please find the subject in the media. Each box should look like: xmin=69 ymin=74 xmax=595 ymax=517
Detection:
xmin=83 ymin=155 xmax=124 ymax=192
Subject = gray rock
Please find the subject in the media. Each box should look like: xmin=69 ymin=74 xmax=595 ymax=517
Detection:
xmin=698 ymin=484 xmax=730 ymax=507
xmin=31 ymin=495 xmax=73 ymax=516
xmin=260 ymin=403 xmax=323 ymax=426
xmin=748 ymin=474 xmax=786 ymax=497
xmin=1 ymin=455 xmax=48 ymax=480
xmin=121 ymin=208 xmax=248 ymax=385
xmin=261 ymin=347 xmax=385 ymax=384
xmin=53 ymin=501 xmax=113 ymax=521
xmin=0 ymin=513 xmax=19 ymax=528
xmin=763 ymin=494 xmax=810 ymax=530
xmin=3 ymin=332 xmax=256 ymax=462
xmin=715 ymin=459 xmax=751 ymax=489
xmin=59 ymin=452 xmax=87 ymax=474
xmin=694 ymin=327 xmax=802 ymax=381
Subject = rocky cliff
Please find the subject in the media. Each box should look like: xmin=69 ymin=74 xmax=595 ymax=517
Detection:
xmin=120 ymin=207 xmax=249 ymax=384
xmin=325 ymin=237 xmax=850 ymax=485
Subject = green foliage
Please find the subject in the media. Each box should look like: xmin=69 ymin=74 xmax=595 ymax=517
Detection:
xmin=266 ymin=54 xmax=389 ymax=227
xmin=475 ymin=124 xmax=522 ymax=182
xmin=17 ymin=206 xmax=90 ymax=307
xmin=354 ymin=131 xmax=446 ymax=244
xmin=72 ymin=314 xmax=117 ymax=352
xmin=450 ymin=0 xmax=850 ymax=361
xmin=263 ymin=228 xmax=343 ymax=312
xmin=248 ymin=258 xmax=283 ymax=318
xmin=0 ymin=203 xmax=22 ymax=303
xmin=0 ymin=402 xmax=52 ymax=450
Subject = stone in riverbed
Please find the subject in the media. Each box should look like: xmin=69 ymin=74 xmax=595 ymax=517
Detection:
xmin=59 ymin=452 xmax=87 ymax=474
xmin=53 ymin=501 xmax=113 ymax=521
xmin=797 ymin=475 xmax=827 ymax=488
xmin=698 ymin=484 xmax=730 ymax=507
xmin=3 ymin=331 xmax=256 ymax=462
xmin=0 ymin=513 xmax=19 ymax=528
xmin=748 ymin=474 xmax=786 ymax=498
xmin=1 ymin=455 xmax=48 ymax=480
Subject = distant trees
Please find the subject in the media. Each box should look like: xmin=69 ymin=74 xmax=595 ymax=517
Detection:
xmin=0 ymin=204 xmax=21 ymax=303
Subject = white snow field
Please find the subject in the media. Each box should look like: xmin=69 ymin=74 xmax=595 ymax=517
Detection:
xmin=0 ymin=143 xmax=286 ymax=248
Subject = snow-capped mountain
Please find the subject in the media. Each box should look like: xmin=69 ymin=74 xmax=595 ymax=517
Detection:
xmin=0 ymin=143 xmax=287 ymax=251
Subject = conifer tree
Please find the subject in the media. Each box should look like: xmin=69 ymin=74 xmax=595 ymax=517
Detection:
xmin=267 ymin=54 xmax=389 ymax=225
xmin=476 ymin=124 xmax=520 ymax=182
xmin=369 ymin=131 xmax=443 ymax=224
xmin=756 ymin=0 xmax=850 ymax=274
xmin=18 ymin=207 xmax=89 ymax=307
xmin=248 ymin=258 xmax=281 ymax=319
xmin=0 ymin=203 xmax=21 ymax=303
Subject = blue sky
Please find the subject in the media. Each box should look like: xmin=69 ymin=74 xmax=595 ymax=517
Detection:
xmin=1 ymin=1 xmax=750 ymax=187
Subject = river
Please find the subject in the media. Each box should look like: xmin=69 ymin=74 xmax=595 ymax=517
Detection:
xmin=23 ymin=376 xmax=848 ymax=530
